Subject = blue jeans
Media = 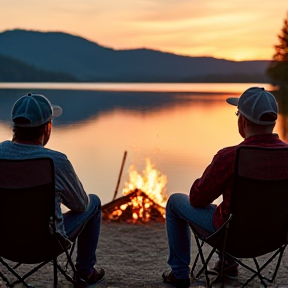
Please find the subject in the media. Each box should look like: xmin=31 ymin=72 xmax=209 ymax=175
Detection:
xmin=63 ymin=194 xmax=101 ymax=271
xmin=166 ymin=193 xmax=216 ymax=279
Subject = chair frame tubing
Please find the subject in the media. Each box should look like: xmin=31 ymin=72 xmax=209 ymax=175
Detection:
xmin=191 ymin=234 xmax=287 ymax=288
xmin=0 ymin=243 xmax=77 ymax=288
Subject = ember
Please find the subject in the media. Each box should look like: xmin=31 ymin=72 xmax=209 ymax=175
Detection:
xmin=102 ymin=158 xmax=168 ymax=223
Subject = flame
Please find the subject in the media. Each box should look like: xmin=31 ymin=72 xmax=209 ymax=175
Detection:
xmin=122 ymin=158 xmax=168 ymax=221
xmin=109 ymin=209 xmax=123 ymax=220
xmin=120 ymin=204 xmax=128 ymax=210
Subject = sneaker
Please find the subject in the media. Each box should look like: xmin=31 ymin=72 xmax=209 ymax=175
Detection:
xmin=212 ymin=260 xmax=239 ymax=279
xmin=162 ymin=270 xmax=190 ymax=288
xmin=76 ymin=267 xmax=105 ymax=285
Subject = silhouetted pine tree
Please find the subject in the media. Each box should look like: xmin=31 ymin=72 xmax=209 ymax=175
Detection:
xmin=266 ymin=13 xmax=288 ymax=85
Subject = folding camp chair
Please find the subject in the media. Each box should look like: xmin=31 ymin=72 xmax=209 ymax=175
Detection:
xmin=190 ymin=146 xmax=288 ymax=288
xmin=0 ymin=158 xmax=78 ymax=287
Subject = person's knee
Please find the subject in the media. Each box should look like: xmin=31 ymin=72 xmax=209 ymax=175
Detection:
xmin=167 ymin=193 xmax=186 ymax=205
xmin=88 ymin=194 xmax=101 ymax=210
xmin=167 ymin=193 xmax=183 ymax=212
xmin=166 ymin=193 xmax=189 ymax=214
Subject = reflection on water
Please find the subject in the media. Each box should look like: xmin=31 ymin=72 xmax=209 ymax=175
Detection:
xmin=0 ymin=82 xmax=274 ymax=93
xmin=0 ymin=88 xmax=239 ymax=126
xmin=0 ymin=83 xmax=286 ymax=205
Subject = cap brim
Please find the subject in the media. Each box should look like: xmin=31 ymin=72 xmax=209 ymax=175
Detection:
xmin=52 ymin=105 xmax=62 ymax=118
xmin=226 ymin=97 xmax=239 ymax=106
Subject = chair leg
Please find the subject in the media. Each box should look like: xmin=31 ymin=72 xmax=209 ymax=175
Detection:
xmin=253 ymin=258 xmax=268 ymax=288
xmin=0 ymin=269 xmax=11 ymax=287
xmin=270 ymin=244 xmax=286 ymax=283
xmin=228 ymin=247 xmax=285 ymax=288
xmin=65 ymin=240 xmax=76 ymax=271
xmin=218 ymin=221 xmax=230 ymax=287
xmin=219 ymin=251 xmax=225 ymax=285
xmin=191 ymin=238 xmax=205 ymax=277
xmin=0 ymin=257 xmax=34 ymax=288
xmin=203 ymin=250 xmax=218 ymax=288
xmin=249 ymin=246 xmax=285 ymax=288
xmin=192 ymin=236 xmax=218 ymax=288
xmin=193 ymin=236 xmax=211 ymax=278
xmin=53 ymin=258 xmax=58 ymax=287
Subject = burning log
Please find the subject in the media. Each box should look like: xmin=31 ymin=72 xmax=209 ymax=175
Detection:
xmin=104 ymin=158 xmax=168 ymax=223
xmin=102 ymin=189 xmax=165 ymax=223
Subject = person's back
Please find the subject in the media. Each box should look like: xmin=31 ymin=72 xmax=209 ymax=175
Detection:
xmin=0 ymin=93 xmax=105 ymax=285
xmin=0 ymin=140 xmax=88 ymax=233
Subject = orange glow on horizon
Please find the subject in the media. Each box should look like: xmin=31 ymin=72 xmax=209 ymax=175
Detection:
xmin=1 ymin=0 xmax=288 ymax=61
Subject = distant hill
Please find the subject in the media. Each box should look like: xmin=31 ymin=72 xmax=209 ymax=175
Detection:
xmin=0 ymin=29 xmax=271 ymax=83
xmin=0 ymin=54 xmax=78 ymax=82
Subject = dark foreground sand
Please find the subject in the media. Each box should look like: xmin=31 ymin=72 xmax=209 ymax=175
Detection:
xmin=97 ymin=222 xmax=288 ymax=288
xmin=0 ymin=222 xmax=288 ymax=287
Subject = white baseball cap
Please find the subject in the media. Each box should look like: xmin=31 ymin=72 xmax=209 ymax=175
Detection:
xmin=12 ymin=93 xmax=62 ymax=127
xmin=226 ymin=87 xmax=278 ymax=125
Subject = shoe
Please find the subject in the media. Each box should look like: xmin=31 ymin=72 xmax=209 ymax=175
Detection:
xmin=162 ymin=270 xmax=190 ymax=288
xmin=212 ymin=260 xmax=239 ymax=279
xmin=76 ymin=267 xmax=105 ymax=285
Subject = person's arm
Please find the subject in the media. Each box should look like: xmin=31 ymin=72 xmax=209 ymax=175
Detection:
xmin=189 ymin=148 xmax=233 ymax=207
xmin=55 ymin=157 xmax=89 ymax=212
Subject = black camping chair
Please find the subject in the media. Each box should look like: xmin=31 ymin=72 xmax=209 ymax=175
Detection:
xmin=0 ymin=158 xmax=78 ymax=287
xmin=190 ymin=146 xmax=288 ymax=288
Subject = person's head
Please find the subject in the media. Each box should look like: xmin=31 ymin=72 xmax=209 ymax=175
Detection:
xmin=11 ymin=93 xmax=62 ymax=146
xmin=226 ymin=87 xmax=278 ymax=139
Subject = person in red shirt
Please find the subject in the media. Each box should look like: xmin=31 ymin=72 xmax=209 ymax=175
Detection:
xmin=162 ymin=87 xmax=288 ymax=288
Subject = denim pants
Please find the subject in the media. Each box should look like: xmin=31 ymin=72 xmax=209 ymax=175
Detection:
xmin=166 ymin=193 xmax=216 ymax=279
xmin=63 ymin=194 xmax=101 ymax=272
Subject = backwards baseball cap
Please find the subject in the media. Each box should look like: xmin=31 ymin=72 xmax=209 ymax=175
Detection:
xmin=12 ymin=93 xmax=62 ymax=127
xmin=226 ymin=87 xmax=278 ymax=125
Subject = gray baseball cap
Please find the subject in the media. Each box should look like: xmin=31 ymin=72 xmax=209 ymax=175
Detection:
xmin=12 ymin=93 xmax=62 ymax=127
xmin=226 ymin=87 xmax=278 ymax=125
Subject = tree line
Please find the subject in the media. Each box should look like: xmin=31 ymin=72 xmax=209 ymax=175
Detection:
xmin=266 ymin=13 xmax=288 ymax=85
xmin=0 ymin=54 xmax=78 ymax=82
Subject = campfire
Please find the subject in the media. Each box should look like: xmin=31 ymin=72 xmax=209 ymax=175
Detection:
xmin=102 ymin=158 xmax=168 ymax=223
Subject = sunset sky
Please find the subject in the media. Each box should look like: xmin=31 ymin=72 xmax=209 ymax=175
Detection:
xmin=1 ymin=0 xmax=288 ymax=61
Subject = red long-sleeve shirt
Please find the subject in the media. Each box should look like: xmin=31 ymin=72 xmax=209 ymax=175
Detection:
xmin=189 ymin=133 xmax=288 ymax=230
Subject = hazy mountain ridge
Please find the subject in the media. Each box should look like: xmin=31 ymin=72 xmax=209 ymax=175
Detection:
xmin=0 ymin=29 xmax=271 ymax=82
xmin=0 ymin=54 xmax=78 ymax=82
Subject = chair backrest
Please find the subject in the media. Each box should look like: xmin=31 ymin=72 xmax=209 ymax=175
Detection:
xmin=225 ymin=146 xmax=288 ymax=258
xmin=0 ymin=158 xmax=62 ymax=264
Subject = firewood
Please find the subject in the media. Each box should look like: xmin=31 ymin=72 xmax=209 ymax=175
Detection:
xmin=102 ymin=189 xmax=165 ymax=223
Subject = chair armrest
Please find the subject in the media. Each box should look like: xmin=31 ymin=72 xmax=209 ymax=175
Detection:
xmin=190 ymin=214 xmax=233 ymax=243
xmin=206 ymin=214 xmax=233 ymax=241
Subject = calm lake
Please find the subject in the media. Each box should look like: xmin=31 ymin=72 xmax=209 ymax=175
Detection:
xmin=0 ymin=83 xmax=285 ymax=206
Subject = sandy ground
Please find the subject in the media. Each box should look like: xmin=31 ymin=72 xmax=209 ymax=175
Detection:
xmin=0 ymin=221 xmax=288 ymax=288
xmin=96 ymin=222 xmax=288 ymax=288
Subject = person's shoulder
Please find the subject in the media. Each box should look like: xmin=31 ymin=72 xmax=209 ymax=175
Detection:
xmin=276 ymin=137 xmax=288 ymax=147
xmin=43 ymin=147 xmax=68 ymax=160
xmin=0 ymin=140 xmax=16 ymax=151
xmin=0 ymin=140 xmax=12 ymax=147
xmin=211 ymin=144 xmax=240 ymax=164
xmin=43 ymin=148 xmax=75 ymax=171
xmin=217 ymin=144 xmax=239 ymax=155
